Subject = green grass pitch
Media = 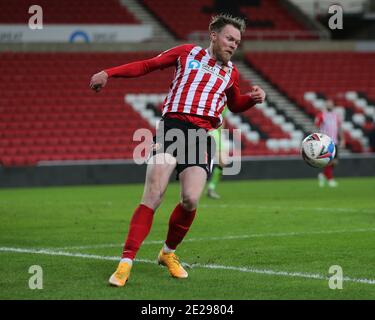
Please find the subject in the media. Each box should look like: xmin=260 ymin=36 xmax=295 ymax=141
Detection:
xmin=0 ymin=177 xmax=374 ymax=300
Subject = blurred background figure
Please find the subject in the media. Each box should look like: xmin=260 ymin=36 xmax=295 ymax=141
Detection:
xmin=206 ymin=106 xmax=232 ymax=199
xmin=315 ymin=100 xmax=345 ymax=187
xmin=370 ymin=125 xmax=375 ymax=152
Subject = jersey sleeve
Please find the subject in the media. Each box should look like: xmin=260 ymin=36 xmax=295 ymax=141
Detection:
xmin=315 ymin=112 xmax=324 ymax=128
xmin=225 ymin=66 xmax=256 ymax=113
xmin=104 ymin=44 xmax=195 ymax=78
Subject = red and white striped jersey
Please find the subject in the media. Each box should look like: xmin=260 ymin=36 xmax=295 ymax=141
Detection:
xmin=105 ymin=44 xmax=255 ymax=130
xmin=162 ymin=44 xmax=234 ymax=123
xmin=315 ymin=111 xmax=341 ymax=144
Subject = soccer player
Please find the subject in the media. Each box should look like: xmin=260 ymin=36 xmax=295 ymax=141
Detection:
xmin=90 ymin=14 xmax=266 ymax=287
xmin=206 ymin=106 xmax=231 ymax=199
xmin=315 ymin=99 xmax=345 ymax=187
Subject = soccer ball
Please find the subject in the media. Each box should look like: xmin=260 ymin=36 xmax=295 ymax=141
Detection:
xmin=301 ymin=133 xmax=336 ymax=168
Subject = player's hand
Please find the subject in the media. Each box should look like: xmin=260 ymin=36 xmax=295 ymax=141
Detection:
xmin=250 ymin=85 xmax=266 ymax=104
xmin=90 ymin=71 xmax=108 ymax=92
xmin=339 ymin=140 xmax=345 ymax=148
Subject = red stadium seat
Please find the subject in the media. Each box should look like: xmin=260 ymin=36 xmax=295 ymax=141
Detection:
xmin=0 ymin=0 xmax=139 ymax=24
xmin=141 ymin=0 xmax=316 ymax=40
xmin=245 ymin=51 xmax=375 ymax=153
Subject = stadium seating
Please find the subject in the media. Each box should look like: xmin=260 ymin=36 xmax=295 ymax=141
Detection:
xmin=124 ymin=94 xmax=302 ymax=157
xmin=140 ymin=0 xmax=316 ymax=40
xmin=241 ymin=104 xmax=302 ymax=156
xmin=0 ymin=0 xmax=139 ymax=24
xmin=0 ymin=52 xmax=171 ymax=166
xmin=245 ymin=51 xmax=375 ymax=152
xmin=1 ymin=50 xmax=304 ymax=166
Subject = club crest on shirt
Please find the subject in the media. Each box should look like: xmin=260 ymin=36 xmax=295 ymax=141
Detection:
xmin=188 ymin=60 xmax=201 ymax=70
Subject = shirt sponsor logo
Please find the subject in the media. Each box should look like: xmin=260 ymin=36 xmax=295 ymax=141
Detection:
xmin=201 ymin=63 xmax=227 ymax=81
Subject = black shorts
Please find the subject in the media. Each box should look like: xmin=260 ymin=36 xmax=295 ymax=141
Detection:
xmin=149 ymin=117 xmax=216 ymax=179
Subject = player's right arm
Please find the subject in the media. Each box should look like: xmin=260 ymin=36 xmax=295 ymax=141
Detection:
xmin=225 ymin=67 xmax=265 ymax=113
xmin=89 ymin=44 xmax=194 ymax=92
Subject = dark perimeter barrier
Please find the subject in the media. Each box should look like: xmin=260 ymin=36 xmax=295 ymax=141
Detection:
xmin=0 ymin=154 xmax=374 ymax=188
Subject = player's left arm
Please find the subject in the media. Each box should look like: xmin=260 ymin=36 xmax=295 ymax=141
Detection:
xmin=225 ymin=67 xmax=266 ymax=113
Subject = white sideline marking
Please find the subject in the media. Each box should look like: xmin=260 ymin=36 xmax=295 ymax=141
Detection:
xmin=1 ymin=246 xmax=375 ymax=285
xmin=1 ymin=200 xmax=372 ymax=214
xmin=53 ymin=227 xmax=375 ymax=250
xmin=200 ymin=204 xmax=375 ymax=214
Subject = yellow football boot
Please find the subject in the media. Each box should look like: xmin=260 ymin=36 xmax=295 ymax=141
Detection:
xmin=157 ymin=249 xmax=188 ymax=279
xmin=108 ymin=261 xmax=132 ymax=287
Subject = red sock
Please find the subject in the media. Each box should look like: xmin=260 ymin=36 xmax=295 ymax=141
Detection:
xmin=122 ymin=204 xmax=154 ymax=260
xmin=165 ymin=203 xmax=196 ymax=250
xmin=323 ymin=165 xmax=334 ymax=180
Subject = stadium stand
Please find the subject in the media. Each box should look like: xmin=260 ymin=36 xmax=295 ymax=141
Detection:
xmin=0 ymin=0 xmax=139 ymax=24
xmin=245 ymin=51 xmax=375 ymax=152
xmin=140 ymin=0 xmax=317 ymax=40
xmin=1 ymin=0 xmax=374 ymax=168
xmin=0 ymin=52 xmax=165 ymax=166
xmin=0 ymin=48 xmax=305 ymax=167
xmin=0 ymin=51 xmax=270 ymax=166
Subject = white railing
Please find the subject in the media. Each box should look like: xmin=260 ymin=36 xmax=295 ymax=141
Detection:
xmin=313 ymin=0 xmax=368 ymax=15
xmin=188 ymin=29 xmax=328 ymax=41
xmin=291 ymin=0 xmax=369 ymax=17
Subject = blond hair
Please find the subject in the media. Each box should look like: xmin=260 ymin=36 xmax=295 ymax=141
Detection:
xmin=209 ymin=13 xmax=246 ymax=34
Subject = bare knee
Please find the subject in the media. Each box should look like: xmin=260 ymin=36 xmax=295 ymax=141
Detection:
xmin=142 ymin=189 xmax=164 ymax=210
xmin=181 ymin=193 xmax=200 ymax=211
